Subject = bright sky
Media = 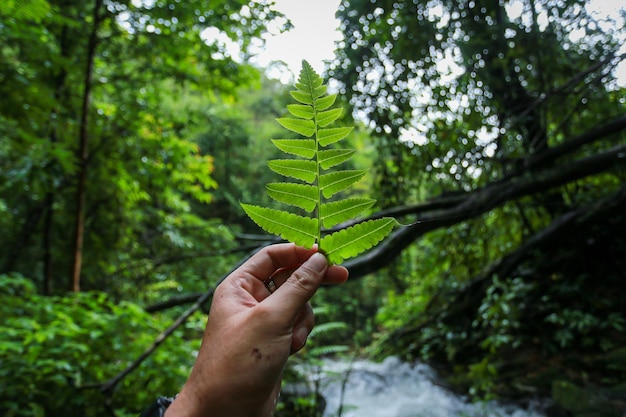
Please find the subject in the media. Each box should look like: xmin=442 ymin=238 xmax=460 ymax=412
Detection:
xmin=249 ymin=0 xmax=343 ymax=82
xmin=249 ymin=0 xmax=624 ymax=86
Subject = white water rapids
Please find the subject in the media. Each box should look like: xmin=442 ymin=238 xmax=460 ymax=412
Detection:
xmin=306 ymin=357 xmax=547 ymax=417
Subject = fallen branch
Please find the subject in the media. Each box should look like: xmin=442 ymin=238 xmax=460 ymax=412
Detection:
xmin=344 ymin=142 xmax=626 ymax=276
xmin=380 ymin=184 xmax=626 ymax=357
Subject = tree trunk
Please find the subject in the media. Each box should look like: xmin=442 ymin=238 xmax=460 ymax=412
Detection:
xmin=71 ymin=0 xmax=102 ymax=292
xmin=42 ymin=192 xmax=54 ymax=295
xmin=43 ymin=23 xmax=74 ymax=295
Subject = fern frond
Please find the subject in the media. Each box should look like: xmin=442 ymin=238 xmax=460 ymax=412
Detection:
xmin=318 ymin=127 xmax=353 ymax=146
xmin=276 ymin=117 xmax=315 ymax=137
xmin=272 ymin=139 xmax=316 ymax=158
xmin=290 ymin=90 xmax=313 ymax=105
xmin=321 ymin=218 xmax=398 ymax=265
xmin=309 ymin=321 xmax=348 ymax=337
xmin=286 ymin=104 xmax=314 ymax=119
xmin=308 ymin=345 xmax=350 ymax=358
xmin=268 ymin=160 xmax=316 ymax=183
xmin=316 ymin=108 xmax=343 ymax=126
xmin=318 ymin=149 xmax=356 ymax=169
xmin=321 ymin=198 xmax=376 ymax=228
xmin=240 ymin=60 xmax=396 ymax=264
xmin=314 ymin=94 xmax=337 ymax=110
xmin=319 ymin=170 xmax=367 ymax=198
xmin=241 ymin=204 xmax=318 ymax=248
xmin=266 ymin=183 xmax=317 ymax=212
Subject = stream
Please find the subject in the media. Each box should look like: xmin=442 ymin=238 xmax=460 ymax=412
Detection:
xmin=309 ymin=357 xmax=547 ymax=417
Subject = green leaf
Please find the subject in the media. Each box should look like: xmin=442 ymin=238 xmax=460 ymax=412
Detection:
xmin=321 ymin=218 xmax=398 ymax=264
xmin=290 ymin=90 xmax=313 ymax=105
xmin=310 ymin=321 xmax=348 ymax=336
xmin=287 ymin=104 xmax=314 ymax=119
xmin=319 ymin=149 xmax=355 ymax=169
xmin=308 ymin=345 xmax=350 ymax=357
xmin=297 ymin=60 xmax=323 ymax=90
xmin=319 ymin=170 xmax=367 ymax=198
xmin=1 ymin=0 xmax=51 ymax=22
xmin=318 ymin=127 xmax=354 ymax=146
xmin=266 ymin=183 xmax=318 ymax=212
xmin=276 ymin=117 xmax=315 ymax=137
xmin=321 ymin=198 xmax=376 ymax=228
xmin=268 ymin=159 xmax=317 ymax=183
xmin=240 ymin=60 xmax=396 ymax=264
xmin=241 ymin=204 xmax=318 ymax=248
xmin=313 ymin=85 xmax=327 ymax=98
xmin=316 ymin=108 xmax=343 ymax=127
xmin=272 ymin=139 xmax=316 ymax=158
xmin=314 ymin=94 xmax=337 ymax=111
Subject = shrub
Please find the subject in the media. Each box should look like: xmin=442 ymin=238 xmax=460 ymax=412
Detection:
xmin=0 ymin=274 xmax=199 ymax=417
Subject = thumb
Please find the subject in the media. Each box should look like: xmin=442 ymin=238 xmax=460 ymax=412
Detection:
xmin=265 ymin=252 xmax=328 ymax=315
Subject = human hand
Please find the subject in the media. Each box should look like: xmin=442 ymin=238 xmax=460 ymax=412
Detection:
xmin=164 ymin=243 xmax=349 ymax=417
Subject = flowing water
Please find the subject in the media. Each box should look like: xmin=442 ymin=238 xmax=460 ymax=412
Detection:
xmin=310 ymin=357 xmax=547 ymax=417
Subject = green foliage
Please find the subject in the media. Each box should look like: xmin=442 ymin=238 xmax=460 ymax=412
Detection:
xmin=241 ymin=60 xmax=397 ymax=264
xmin=0 ymin=0 xmax=50 ymax=22
xmin=332 ymin=0 xmax=625 ymax=197
xmin=278 ymin=306 xmax=350 ymax=417
xmin=474 ymin=276 xmax=531 ymax=353
xmin=545 ymin=308 xmax=625 ymax=350
xmin=305 ymin=306 xmax=351 ymax=358
xmin=375 ymin=201 xmax=626 ymax=400
xmin=0 ymin=273 xmax=198 ymax=417
xmin=2 ymin=0 xmax=624 ymax=413
xmin=0 ymin=0 xmax=282 ymax=292
xmin=333 ymin=0 xmax=626 ymax=405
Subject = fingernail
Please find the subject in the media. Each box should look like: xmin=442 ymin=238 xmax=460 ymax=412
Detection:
xmin=307 ymin=252 xmax=328 ymax=273
xmin=294 ymin=326 xmax=310 ymax=350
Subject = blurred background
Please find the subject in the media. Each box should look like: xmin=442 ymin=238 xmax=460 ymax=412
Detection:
xmin=1 ymin=0 xmax=624 ymax=416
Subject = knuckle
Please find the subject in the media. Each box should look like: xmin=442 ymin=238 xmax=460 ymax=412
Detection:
xmin=251 ymin=303 xmax=276 ymax=321
xmin=288 ymin=269 xmax=316 ymax=291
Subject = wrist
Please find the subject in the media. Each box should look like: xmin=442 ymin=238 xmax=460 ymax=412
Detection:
xmin=165 ymin=381 xmax=257 ymax=417
xmin=140 ymin=396 xmax=176 ymax=417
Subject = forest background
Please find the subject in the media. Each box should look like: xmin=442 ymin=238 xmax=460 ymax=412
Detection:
xmin=1 ymin=0 xmax=625 ymax=416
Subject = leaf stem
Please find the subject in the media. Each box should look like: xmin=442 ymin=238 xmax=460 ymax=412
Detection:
xmin=311 ymin=68 xmax=323 ymax=249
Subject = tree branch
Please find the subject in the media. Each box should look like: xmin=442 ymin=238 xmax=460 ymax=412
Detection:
xmin=144 ymin=141 xmax=626 ymax=312
xmin=381 ymin=184 xmax=626 ymax=356
xmin=517 ymin=53 xmax=625 ymax=122
xmin=343 ymin=143 xmax=626 ymax=278
xmin=518 ymin=114 xmax=626 ymax=173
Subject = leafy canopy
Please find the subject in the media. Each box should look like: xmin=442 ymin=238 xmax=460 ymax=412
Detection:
xmin=241 ymin=60 xmax=397 ymax=264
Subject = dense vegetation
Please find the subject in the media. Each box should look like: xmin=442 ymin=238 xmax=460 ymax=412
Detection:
xmin=1 ymin=0 xmax=624 ymax=416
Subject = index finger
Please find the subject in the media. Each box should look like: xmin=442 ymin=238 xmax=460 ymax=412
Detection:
xmin=239 ymin=243 xmax=318 ymax=282
xmin=269 ymin=264 xmax=349 ymax=287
